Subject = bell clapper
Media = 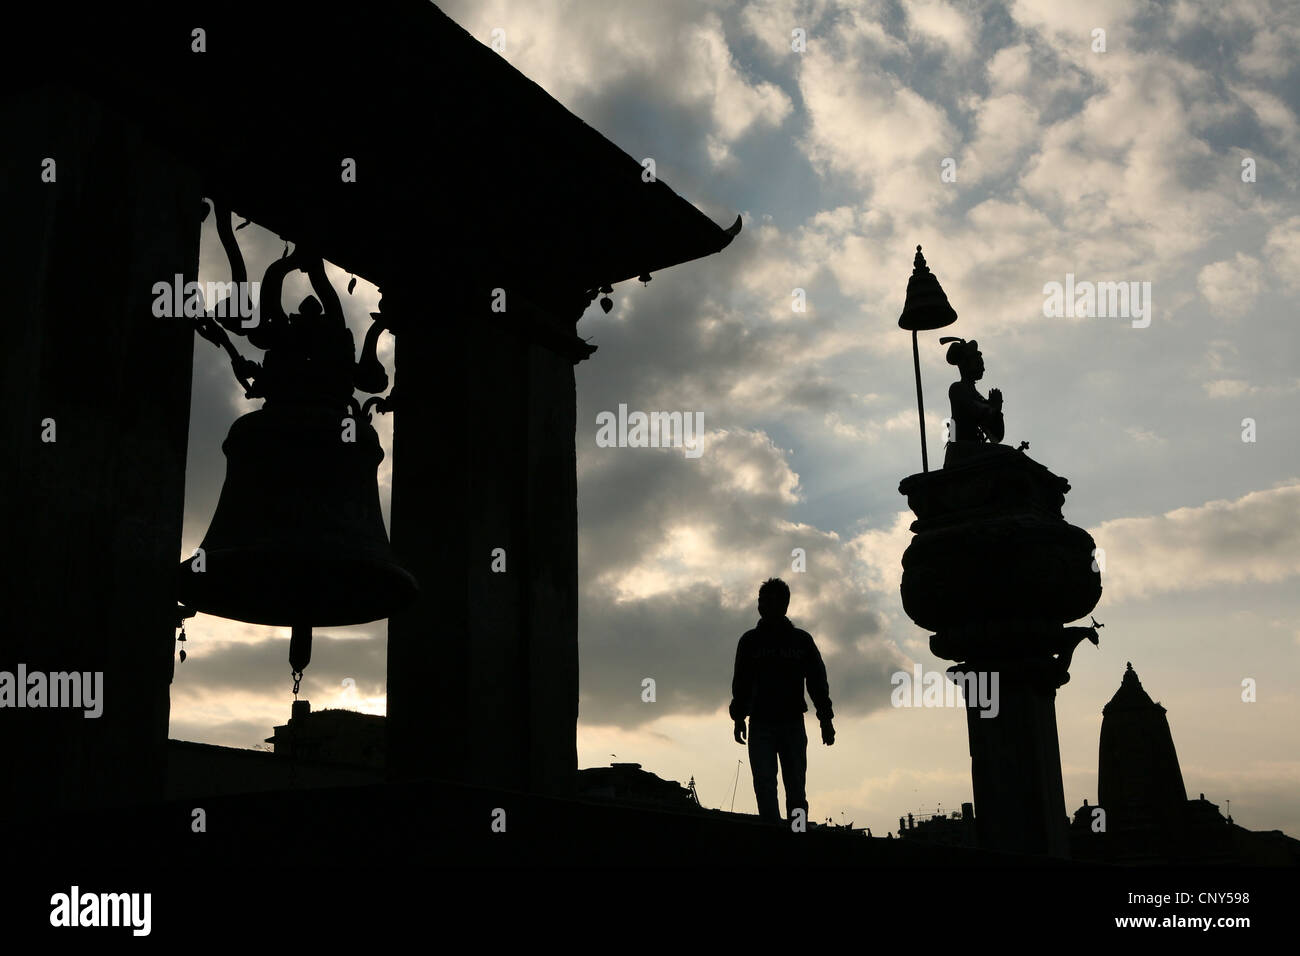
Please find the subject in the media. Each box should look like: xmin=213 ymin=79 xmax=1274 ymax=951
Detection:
xmin=289 ymin=623 xmax=313 ymax=698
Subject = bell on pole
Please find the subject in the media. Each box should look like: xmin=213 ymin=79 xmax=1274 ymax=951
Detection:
xmin=898 ymin=245 xmax=957 ymax=332
xmin=897 ymin=245 xmax=957 ymax=473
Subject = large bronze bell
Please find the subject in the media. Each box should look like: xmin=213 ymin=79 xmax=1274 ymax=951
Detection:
xmin=178 ymin=403 xmax=416 ymax=628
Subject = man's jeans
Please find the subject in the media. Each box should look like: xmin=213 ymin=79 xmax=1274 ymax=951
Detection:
xmin=747 ymin=715 xmax=808 ymax=822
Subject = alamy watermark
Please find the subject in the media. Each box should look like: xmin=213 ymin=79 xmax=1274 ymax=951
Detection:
xmin=891 ymin=664 xmax=1000 ymax=718
xmin=595 ymin=404 xmax=704 ymax=458
xmin=0 ymin=665 xmax=102 ymax=718
xmin=50 ymin=886 xmax=150 ymax=936
xmin=152 ymin=274 xmax=261 ymax=324
xmin=1042 ymin=274 xmax=1151 ymax=328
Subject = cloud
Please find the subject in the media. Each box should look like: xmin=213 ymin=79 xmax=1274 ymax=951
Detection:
xmin=1197 ymin=253 xmax=1265 ymax=318
xmin=577 ymin=428 xmax=902 ymax=728
xmin=1091 ymin=483 xmax=1300 ymax=603
xmin=847 ymin=510 xmax=915 ymax=597
xmin=1124 ymin=425 xmax=1166 ymax=445
xmin=1230 ymin=83 xmax=1300 ymax=155
xmin=797 ymin=13 xmax=957 ymax=216
xmin=741 ymin=0 xmax=834 ymax=59
xmin=1203 ymin=378 xmax=1300 ymax=399
xmin=1007 ymin=0 xmax=1142 ymax=55
xmin=690 ymin=16 xmax=794 ymax=144
xmin=1264 ymin=215 xmax=1300 ymax=292
xmin=961 ymin=93 xmax=1041 ymax=185
xmin=1235 ymin=14 xmax=1300 ymax=80
xmin=438 ymin=0 xmax=791 ymax=158
xmin=167 ymin=717 xmax=279 ymax=750
xmin=171 ymin=632 xmax=386 ymax=697
xmin=168 ymin=630 xmax=386 ymax=748
xmin=904 ymin=0 xmax=976 ymax=56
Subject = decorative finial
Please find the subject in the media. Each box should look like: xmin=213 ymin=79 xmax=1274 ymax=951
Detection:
xmin=1126 ymin=661 xmax=1133 ymax=670
xmin=913 ymin=245 xmax=928 ymax=273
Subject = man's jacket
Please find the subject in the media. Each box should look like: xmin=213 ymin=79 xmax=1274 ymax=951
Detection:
xmin=729 ymin=615 xmax=833 ymax=723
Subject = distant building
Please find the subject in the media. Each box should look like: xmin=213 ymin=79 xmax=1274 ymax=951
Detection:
xmin=898 ymin=803 xmax=977 ymax=848
xmin=165 ymin=701 xmax=385 ymax=801
xmin=576 ymin=762 xmax=702 ymax=812
xmin=1070 ymin=663 xmax=1300 ymax=865
xmin=266 ymin=701 xmax=386 ymax=769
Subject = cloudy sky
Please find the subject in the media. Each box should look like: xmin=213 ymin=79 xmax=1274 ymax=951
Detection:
xmin=175 ymin=0 xmax=1300 ymax=836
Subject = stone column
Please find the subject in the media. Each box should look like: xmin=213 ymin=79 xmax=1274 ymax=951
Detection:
xmin=900 ymin=448 xmax=1102 ymax=857
xmin=951 ymin=650 xmax=1071 ymax=856
xmin=386 ymin=283 xmax=584 ymax=795
xmin=0 ymin=88 xmax=198 ymax=818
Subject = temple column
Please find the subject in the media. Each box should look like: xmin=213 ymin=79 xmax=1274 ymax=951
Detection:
xmin=386 ymin=283 xmax=586 ymax=795
xmin=0 ymin=88 xmax=197 ymax=817
xmin=951 ymin=650 xmax=1071 ymax=856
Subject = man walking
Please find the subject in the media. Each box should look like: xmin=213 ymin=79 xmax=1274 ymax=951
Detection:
xmin=729 ymin=578 xmax=835 ymax=824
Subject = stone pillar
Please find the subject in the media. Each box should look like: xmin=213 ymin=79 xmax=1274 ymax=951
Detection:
xmin=900 ymin=447 xmax=1102 ymax=858
xmin=386 ymin=284 xmax=583 ymax=795
xmin=956 ymin=654 xmax=1070 ymax=856
xmin=0 ymin=88 xmax=198 ymax=818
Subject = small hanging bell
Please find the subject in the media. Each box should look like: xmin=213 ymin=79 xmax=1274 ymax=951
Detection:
xmin=897 ymin=245 xmax=958 ymax=331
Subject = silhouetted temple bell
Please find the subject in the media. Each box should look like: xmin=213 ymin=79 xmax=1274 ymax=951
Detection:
xmin=897 ymin=245 xmax=958 ymax=332
xmin=178 ymin=404 xmax=417 ymax=627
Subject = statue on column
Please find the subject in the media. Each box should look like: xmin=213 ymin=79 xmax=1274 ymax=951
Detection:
xmin=893 ymin=244 xmax=1102 ymax=857
xmin=941 ymin=337 xmax=1003 ymax=444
